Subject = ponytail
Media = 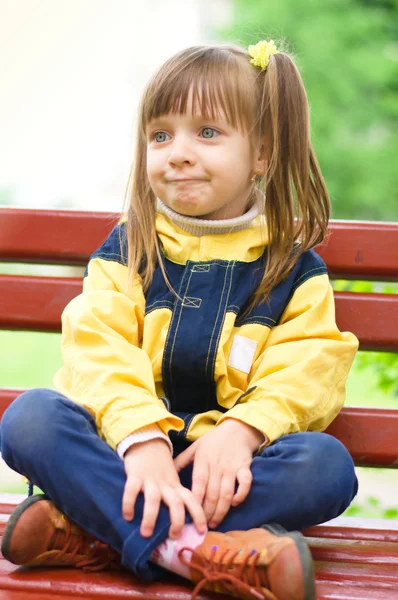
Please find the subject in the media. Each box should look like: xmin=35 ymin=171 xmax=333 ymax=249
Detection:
xmin=246 ymin=51 xmax=330 ymax=313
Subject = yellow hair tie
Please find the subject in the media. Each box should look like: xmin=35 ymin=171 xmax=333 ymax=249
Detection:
xmin=248 ymin=40 xmax=278 ymax=71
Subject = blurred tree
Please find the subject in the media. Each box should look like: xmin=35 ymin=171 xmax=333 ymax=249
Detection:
xmin=0 ymin=187 xmax=16 ymax=206
xmin=221 ymin=0 xmax=397 ymax=220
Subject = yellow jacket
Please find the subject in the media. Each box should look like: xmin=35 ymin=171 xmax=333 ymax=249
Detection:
xmin=54 ymin=210 xmax=358 ymax=450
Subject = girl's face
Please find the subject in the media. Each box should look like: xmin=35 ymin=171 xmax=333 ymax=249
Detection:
xmin=145 ymin=90 xmax=264 ymax=220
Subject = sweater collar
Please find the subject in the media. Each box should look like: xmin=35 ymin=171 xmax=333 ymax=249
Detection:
xmin=156 ymin=192 xmax=265 ymax=237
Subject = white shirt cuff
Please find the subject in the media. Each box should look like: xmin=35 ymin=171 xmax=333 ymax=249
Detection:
xmin=256 ymin=435 xmax=269 ymax=454
xmin=117 ymin=425 xmax=172 ymax=459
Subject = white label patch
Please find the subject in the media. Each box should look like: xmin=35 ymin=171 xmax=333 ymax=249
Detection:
xmin=228 ymin=335 xmax=258 ymax=374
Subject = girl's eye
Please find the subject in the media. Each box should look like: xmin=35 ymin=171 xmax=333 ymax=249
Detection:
xmin=153 ymin=131 xmax=170 ymax=143
xmin=201 ymin=127 xmax=218 ymax=139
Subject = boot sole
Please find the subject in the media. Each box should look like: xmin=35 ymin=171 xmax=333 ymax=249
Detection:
xmin=1 ymin=494 xmax=48 ymax=562
xmin=287 ymin=531 xmax=316 ymax=600
xmin=261 ymin=524 xmax=316 ymax=600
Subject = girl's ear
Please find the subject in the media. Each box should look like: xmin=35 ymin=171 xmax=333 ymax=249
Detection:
xmin=253 ymin=144 xmax=267 ymax=177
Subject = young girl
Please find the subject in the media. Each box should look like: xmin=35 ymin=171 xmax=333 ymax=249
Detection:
xmin=0 ymin=40 xmax=359 ymax=600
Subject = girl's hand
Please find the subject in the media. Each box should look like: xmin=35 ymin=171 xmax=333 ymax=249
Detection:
xmin=173 ymin=419 xmax=264 ymax=529
xmin=123 ymin=438 xmax=207 ymax=539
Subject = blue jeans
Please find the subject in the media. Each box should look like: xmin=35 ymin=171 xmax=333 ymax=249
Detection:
xmin=0 ymin=388 xmax=358 ymax=580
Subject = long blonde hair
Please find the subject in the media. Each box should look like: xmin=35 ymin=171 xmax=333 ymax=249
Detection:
xmin=125 ymin=42 xmax=330 ymax=312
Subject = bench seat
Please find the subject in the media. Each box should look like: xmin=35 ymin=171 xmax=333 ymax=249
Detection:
xmin=2 ymin=499 xmax=398 ymax=599
xmin=1 ymin=209 xmax=397 ymax=599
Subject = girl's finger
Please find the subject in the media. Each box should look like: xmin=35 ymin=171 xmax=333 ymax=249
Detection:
xmin=208 ymin=473 xmax=236 ymax=528
xmin=203 ymin=469 xmax=221 ymax=522
xmin=141 ymin=484 xmax=161 ymax=537
xmin=191 ymin=458 xmax=209 ymax=506
xmin=162 ymin=488 xmax=186 ymax=539
xmin=179 ymin=487 xmax=208 ymax=535
xmin=174 ymin=444 xmax=195 ymax=473
xmin=232 ymin=466 xmax=253 ymax=506
xmin=122 ymin=476 xmax=142 ymax=521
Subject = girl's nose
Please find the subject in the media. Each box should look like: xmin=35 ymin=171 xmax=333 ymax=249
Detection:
xmin=167 ymin=134 xmax=196 ymax=167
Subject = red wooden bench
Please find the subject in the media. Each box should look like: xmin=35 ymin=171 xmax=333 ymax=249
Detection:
xmin=0 ymin=208 xmax=397 ymax=599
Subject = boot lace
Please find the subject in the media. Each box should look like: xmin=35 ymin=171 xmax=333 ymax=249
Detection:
xmin=50 ymin=517 xmax=121 ymax=572
xmin=179 ymin=545 xmax=278 ymax=600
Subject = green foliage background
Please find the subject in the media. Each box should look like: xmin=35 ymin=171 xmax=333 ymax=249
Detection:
xmin=220 ymin=0 xmax=397 ymax=221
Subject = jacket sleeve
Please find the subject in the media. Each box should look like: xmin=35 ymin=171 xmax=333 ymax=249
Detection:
xmin=218 ymin=272 xmax=359 ymax=445
xmin=53 ymin=225 xmax=183 ymax=450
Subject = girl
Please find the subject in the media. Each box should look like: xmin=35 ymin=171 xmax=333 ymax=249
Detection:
xmin=0 ymin=40 xmax=359 ymax=600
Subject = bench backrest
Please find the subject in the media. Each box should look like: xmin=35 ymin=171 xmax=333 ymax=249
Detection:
xmin=1 ymin=208 xmax=397 ymax=467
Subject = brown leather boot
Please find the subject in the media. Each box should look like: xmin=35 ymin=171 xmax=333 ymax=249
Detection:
xmin=179 ymin=525 xmax=315 ymax=600
xmin=1 ymin=494 xmax=122 ymax=572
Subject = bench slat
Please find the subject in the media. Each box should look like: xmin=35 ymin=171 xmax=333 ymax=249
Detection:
xmin=308 ymin=536 xmax=398 ymax=565
xmin=1 ymin=390 xmax=396 ymax=467
xmin=0 ymin=561 xmax=396 ymax=600
xmin=316 ymin=564 xmax=398 ymax=599
xmin=1 ymin=209 xmax=397 ymax=280
xmin=0 ymin=275 xmax=82 ymax=332
xmin=304 ymin=522 xmax=398 ymax=543
xmin=1 ymin=275 xmax=397 ymax=351
xmin=317 ymin=220 xmax=398 ymax=281
xmin=334 ymin=292 xmax=398 ymax=352
xmin=0 ymin=208 xmax=119 ymax=266
xmin=324 ymin=407 xmax=398 ymax=467
xmin=316 ymin=581 xmax=398 ymax=600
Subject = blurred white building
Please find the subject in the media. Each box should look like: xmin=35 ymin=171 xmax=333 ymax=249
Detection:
xmin=0 ymin=0 xmax=232 ymax=211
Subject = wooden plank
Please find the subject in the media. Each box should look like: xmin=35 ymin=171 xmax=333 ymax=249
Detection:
xmin=0 ymin=593 xmax=92 ymax=600
xmin=0 ymin=592 xmax=103 ymax=600
xmin=316 ymin=581 xmax=398 ymax=600
xmin=1 ymin=275 xmax=397 ymax=352
xmin=0 ymin=276 xmax=82 ymax=332
xmin=315 ymin=560 xmax=398 ymax=588
xmin=334 ymin=292 xmax=398 ymax=352
xmin=0 ymin=391 xmax=25 ymax=424
xmin=316 ymin=220 xmax=398 ymax=281
xmin=307 ymin=536 xmax=398 ymax=565
xmin=1 ymin=209 xmax=397 ymax=281
xmin=0 ymin=496 xmax=27 ymax=517
xmin=324 ymin=407 xmax=398 ymax=467
xmin=0 ymin=208 xmax=119 ymax=266
xmin=304 ymin=523 xmax=398 ymax=543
